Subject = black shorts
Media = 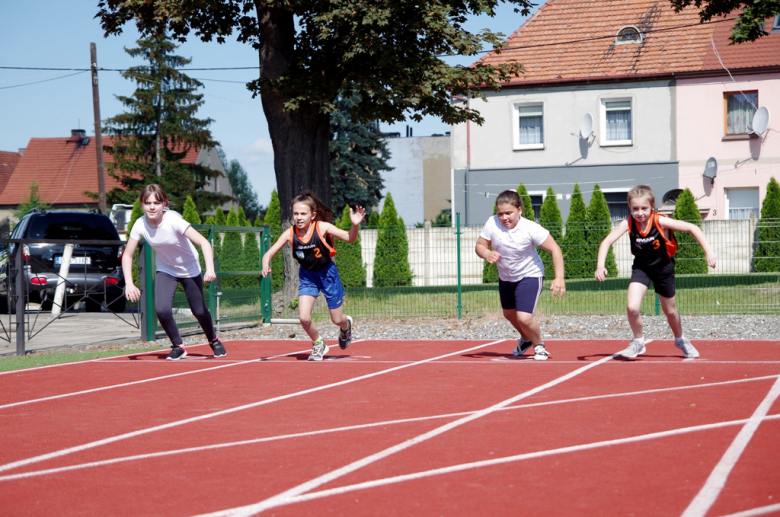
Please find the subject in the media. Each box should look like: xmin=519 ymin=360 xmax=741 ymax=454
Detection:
xmin=630 ymin=261 xmax=676 ymax=298
xmin=498 ymin=277 xmax=543 ymax=313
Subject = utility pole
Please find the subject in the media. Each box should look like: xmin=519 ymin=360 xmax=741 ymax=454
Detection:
xmin=90 ymin=42 xmax=107 ymax=214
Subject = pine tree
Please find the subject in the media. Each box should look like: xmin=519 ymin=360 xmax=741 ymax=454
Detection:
xmin=98 ymin=34 xmax=232 ymax=213
xmin=211 ymin=206 xmax=226 ymax=267
xmin=221 ymin=207 xmax=244 ymax=288
xmin=517 ymin=183 xmax=535 ymax=221
xmin=241 ymin=231 xmax=262 ymax=290
xmin=214 ymin=206 xmax=227 ymax=226
xmin=238 ymin=205 xmax=249 ymax=227
xmin=539 ymin=187 xmax=563 ymax=279
xmin=368 ymin=211 xmax=380 ymax=228
xmin=754 ymin=177 xmax=780 ymax=272
xmin=127 ymin=200 xmax=144 ymax=236
xmin=564 ymin=184 xmax=588 ymax=278
xmin=334 ymin=206 xmax=367 ymax=287
xmin=672 ymin=188 xmax=708 ymax=274
xmin=482 ymin=204 xmax=499 ymax=283
xmin=373 ymin=193 xmax=412 ymax=287
xmin=263 ymin=190 xmax=284 ymax=292
xmin=182 ymin=195 xmax=201 ymax=225
xmin=586 ymin=184 xmax=617 ymax=277
xmin=330 ymin=95 xmax=389 ymax=216
xmin=204 ymin=215 xmax=216 ymax=225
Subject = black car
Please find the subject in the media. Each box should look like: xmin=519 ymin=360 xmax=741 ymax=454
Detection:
xmin=0 ymin=209 xmax=126 ymax=313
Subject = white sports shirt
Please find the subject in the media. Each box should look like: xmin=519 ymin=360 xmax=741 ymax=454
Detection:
xmin=129 ymin=211 xmax=202 ymax=278
xmin=479 ymin=215 xmax=549 ymax=282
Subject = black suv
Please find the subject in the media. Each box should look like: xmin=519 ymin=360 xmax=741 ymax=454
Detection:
xmin=0 ymin=209 xmax=126 ymax=313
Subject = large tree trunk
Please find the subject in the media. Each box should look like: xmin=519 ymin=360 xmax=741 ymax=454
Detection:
xmin=256 ymin=4 xmax=333 ymax=310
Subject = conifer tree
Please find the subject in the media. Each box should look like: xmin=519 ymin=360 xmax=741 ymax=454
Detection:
xmin=214 ymin=207 xmax=227 ymax=226
xmin=373 ymin=193 xmax=412 ymax=287
xmin=564 ymin=184 xmax=588 ymax=278
xmin=368 ymin=211 xmax=380 ymax=228
xmin=586 ymin=184 xmax=617 ymax=277
xmin=14 ymin=182 xmax=51 ymax=221
xmin=672 ymin=188 xmax=708 ymax=274
xmin=241 ymin=231 xmax=262 ymax=289
xmin=482 ymin=203 xmax=499 ymax=283
xmin=204 ymin=215 xmax=216 ymax=225
xmin=127 ymin=200 xmax=144 ymax=236
xmin=517 ymin=183 xmax=534 ymax=221
xmin=182 ymin=195 xmax=201 ymax=225
xmin=238 ymin=206 xmax=249 ymax=227
xmin=754 ymin=177 xmax=780 ymax=272
xmin=335 ymin=206 xmax=367 ymax=287
xmin=263 ymin=190 xmax=284 ymax=292
xmin=221 ymin=207 xmax=244 ymax=288
xmin=539 ymin=187 xmax=563 ymax=278
xmin=211 ymin=206 xmax=226 ymax=266
xmin=98 ymin=34 xmax=231 ymax=213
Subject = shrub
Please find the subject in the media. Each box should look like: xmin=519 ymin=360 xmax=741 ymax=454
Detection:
xmin=539 ymin=187 xmax=563 ymax=278
xmin=182 ymin=195 xmax=201 ymax=225
xmin=263 ymin=190 xmax=284 ymax=292
xmin=754 ymin=177 xmax=780 ymax=272
xmin=672 ymin=188 xmax=707 ymax=274
xmin=334 ymin=206 xmax=367 ymax=287
xmin=563 ymin=184 xmax=588 ymax=278
xmin=586 ymin=184 xmax=617 ymax=277
xmin=241 ymin=231 xmax=262 ymax=289
xmin=368 ymin=210 xmax=380 ymax=228
xmin=220 ymin=207 xmax=244 ymax=288
xmin=482 ymin=203 xmax=499 ymax=283
xmin=517 ymin=183 xmax=535 ymax=221
xmin=373 ymin=193 xmax=412 ymax=287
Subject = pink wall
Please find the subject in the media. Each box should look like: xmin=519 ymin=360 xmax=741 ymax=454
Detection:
xmin=676 ymin=73 xmax=780 ymax=219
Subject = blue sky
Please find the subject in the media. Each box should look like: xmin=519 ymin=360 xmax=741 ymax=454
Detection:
xmin=0 ymin=2 xmax=539 ymax=207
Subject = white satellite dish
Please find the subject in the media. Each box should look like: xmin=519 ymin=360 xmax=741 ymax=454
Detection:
xmin=703 ymin=157 xmax=718 ymax=185
xmin=580 ymin=113 xmax=593 ymax=139
xmin=751 ymin=106 xmax=770 ymax=135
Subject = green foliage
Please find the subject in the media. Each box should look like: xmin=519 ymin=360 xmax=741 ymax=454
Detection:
xmin=214 ymin=207 xmax=226 ymax=226
xmin=432 ymin=208 xmax=452 ymax=227
xmin=238 ymin=206 xmax=249 ymax=227
xmin=564 ymin=184 xmax=588 ymax=278
xmin=373 ymin=193 xmax=412 ymax=287
xmin=672 ymin=188 xmax=708 ymax=274
xmin=254 ymin=216 xmax=264 ymax=227
xmin=182 ymin=195 xmax=201 ymax=225
xmin=517 ymin=183 xmax=534 ymax=221
xmin=127 ymin=201 xmax=144 ymax=235
xmin=241 ymin=232 xmax=262 ymax=289
xmin=204 ymin=215 xmax=216 ymax=225
xmin=586 ymin=184 xmax=617 ymax=277
xmin=539 ymin=187 xmax=563 ymax=279
xmin=263 ymin=190 xmax=284 ymax=292
xmin=368 ymin=211 xmax=380 ymax=228
xmin=334 ymin=206 xmax=367 ymax=287
xmin=755 ymin=177 xmax=780 ymax=272
xmin=14 ymin=182 xmax=52 ymax=221
xmin=669 ymin=0 xmax=780 ymax=44
xmin=220 ymin=207 xmax=244 ymax=288
xmin=482 ymin=203 xmax=499 ymax=283
xmin=218 ymin=148 xmax=263 ymax=220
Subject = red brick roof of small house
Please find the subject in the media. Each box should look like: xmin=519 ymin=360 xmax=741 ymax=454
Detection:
xmin=0 ymin=135 xmax=201 ymax=207
xmin=476 ymin=0 xmax=780 ymax=86
xmin=0 ymin=150 xmax=22 ymax=197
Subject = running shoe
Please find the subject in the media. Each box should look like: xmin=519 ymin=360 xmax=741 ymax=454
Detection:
xmin=210 ymin=339 xmax=226 ymax=358
xmin=620 ymin=338 xmax=646 ymax=358
xmin=338 ymin=316 xmax=353 ymax=350
xmin=675 ymin=337 xmax=700 ymax=358
xmin=166 ymin=345 xmax=187 ymax=361
xmin=533 ymin=344 xmax=551 ymax=361
xmin=513 ymin=339 xmax=533 ymax=357
xmin=309 ymin=340 xmax=329 ymax=361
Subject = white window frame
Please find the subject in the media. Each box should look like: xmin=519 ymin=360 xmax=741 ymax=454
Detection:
xmin=772 ymin=15 xmax=780 ymax=33
xmin=512 ymin=102 xmax=545 ymax=151
xmin=599 ymin=97 xmax=634 ymax=147
xmin=725 ymin=187 xmax=760 ymax=220
xmin=600 ymin=187 xmax=631 ymax=222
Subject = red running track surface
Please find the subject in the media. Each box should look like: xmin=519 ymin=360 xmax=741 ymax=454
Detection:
xmin=0 ymin=338 xmax=779 ymax=516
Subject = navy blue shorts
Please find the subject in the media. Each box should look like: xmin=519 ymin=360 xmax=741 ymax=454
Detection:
xmin=498 ymin=277 xmax=543 ymax=313
xmin=299 ymin=260 xmax=346 ymax=309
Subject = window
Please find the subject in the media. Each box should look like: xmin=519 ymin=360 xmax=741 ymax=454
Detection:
xmin=772 ymin=15 xmax=780 ymax=33
xmin=600 ymin=99 xmax=632 ymax=146
xmin=529 ymin=192 xmax=544 ymax=221
xmin=726 ymin=188 xmax=759 ymax=220
xmin=513 ymin=103 xmax=544 ymax=150
xmin=724 ymin=91 xmax=758 ymax=135
xmin=602 ymin=190 xmax=630 ymax=222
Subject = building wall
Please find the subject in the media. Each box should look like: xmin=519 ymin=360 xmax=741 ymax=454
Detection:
xmin=197 ymin=147 xmax=237 ymax=213
xmin=676 ymin=73 xmax=780 ymax=219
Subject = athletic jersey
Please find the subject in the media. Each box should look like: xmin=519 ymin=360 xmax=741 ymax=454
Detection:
xmin=627 ymin=212 xmax=678 ymax=268
xmin=129 ymin=210 xmax=201 ymax=278
xmin=290 ymin=221 xmax=336 ymax=271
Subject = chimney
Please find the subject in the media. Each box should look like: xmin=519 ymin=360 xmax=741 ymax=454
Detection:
xmin=71 ymin=129 xmax=87 ymax=138
xmin=18 ymin=148 xmax=25 ymax=155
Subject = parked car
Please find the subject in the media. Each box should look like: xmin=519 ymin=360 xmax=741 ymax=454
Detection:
xmin=0 ymin=209 xmax=126 ymax=313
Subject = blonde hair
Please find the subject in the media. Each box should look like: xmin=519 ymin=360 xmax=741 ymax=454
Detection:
xmin=291 ymin=190 xmax=334 ymax=223
xmin=627 ymin=185 xmax=656 ymax=208
xmin=140 ymin=184 xmax=169 ymax=206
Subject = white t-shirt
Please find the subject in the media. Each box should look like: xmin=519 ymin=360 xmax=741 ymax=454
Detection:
xmin=129 ymin=211 xmax=201 ymax=278
xmin=479 ymin=215 xmax=549 ymax=282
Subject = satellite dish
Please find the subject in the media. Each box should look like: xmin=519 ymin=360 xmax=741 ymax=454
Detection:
xmin=580 ymin=113 xmax=593 ymax=139
xmin=751 ymin=106 xmax=770 ymax=135
xmin=703 ymin=157 xmax=718 ymax=185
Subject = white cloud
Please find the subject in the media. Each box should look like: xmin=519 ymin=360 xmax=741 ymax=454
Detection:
xmin=243 ymin=137 xmax=274 ymax=164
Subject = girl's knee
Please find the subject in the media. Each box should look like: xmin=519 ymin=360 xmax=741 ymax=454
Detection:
xmin=299 ymin=315 xmax=312 ymax=327
xmin=626 ymin=304 xmax=642 ymax=317
xmin=517 ymin=312 xmax=535 ymax=326
xmin=156 ymin=308 xmax=173 ymax=322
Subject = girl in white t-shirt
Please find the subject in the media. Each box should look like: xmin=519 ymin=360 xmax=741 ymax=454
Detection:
xmin=122 ymin=184 xmax=225 ymax=361
xmin=475 ymin=190 xmax=566 ymax=360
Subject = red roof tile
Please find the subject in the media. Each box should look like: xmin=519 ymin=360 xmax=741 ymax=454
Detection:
xmin=478 ymin=0 xmax=780 ymax=86
xmin=0 ymin=136 xmax=200 ymax=207
xmin=0 ymin=150 xmax=22 ymax=197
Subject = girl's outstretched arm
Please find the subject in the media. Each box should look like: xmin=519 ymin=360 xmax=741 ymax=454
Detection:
xmin=323 ymin=206 xmax=366 ymax=243
xmin=661 ymin=217 xmax=717 ymax=268
xmin=122 ymin=237 xmax=141 ymax=302
xmin=595 ymin=220 xmax=628 ymax=281
xmin=261 ymin=228 xmax=292 ymax=277
xmin=184 ymin=226 xmax=216 ymax=282
xmin=539 ymin=235 xmax=565 ymax=297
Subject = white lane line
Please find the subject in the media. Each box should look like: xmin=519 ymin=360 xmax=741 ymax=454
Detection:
xmin=196 ymin=353 xmax=619 ymax=517
xmin=681 ymin=375 xmax=780 ymax=517
xmin=0 ymin=340 xmax=507 ymax=474
xmin=718 ymin=503 xmax=780 ymax=517
xmin=0 ymin=348 xmax=312 ymax=411
xmin=3 ymin=374 xmax=776 ymax=483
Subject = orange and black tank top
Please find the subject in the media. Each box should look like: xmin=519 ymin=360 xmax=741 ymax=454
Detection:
xmin=290 ymin=221 xmax=336 ymax=271
xmin=627 ymin=212 xmax=678 ymax=268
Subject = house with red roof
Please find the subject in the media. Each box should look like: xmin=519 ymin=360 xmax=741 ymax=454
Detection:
xmin=0 ymin=130 xmax=235 ymax=222
xmin=0 ymin=150 xmax=22 ymax=205
xmin=451 ymin=0 xmax=780 ymax=224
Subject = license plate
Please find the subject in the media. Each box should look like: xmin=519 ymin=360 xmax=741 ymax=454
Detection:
xmin=55 ymin=256 xmax=91 ymax=265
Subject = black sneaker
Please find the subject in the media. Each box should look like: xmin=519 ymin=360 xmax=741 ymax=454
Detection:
xmin=338 ymin=316 xmax=353 ymax=350
xmin=166 ymin=346 xmax=187 ymax=361
xmin=513 ymin=339 xmax=533 ymax=357
xmin=210 ymin=339 xmax=226 ymax=358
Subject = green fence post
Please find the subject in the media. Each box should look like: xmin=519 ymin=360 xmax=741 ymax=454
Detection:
xmin=260 ymin=225 xmax=272 ymax=322
xmin=655 ymin=292 xmax=661 ymax=316
xmin=456 ymin=212 xmax=463 ymax=319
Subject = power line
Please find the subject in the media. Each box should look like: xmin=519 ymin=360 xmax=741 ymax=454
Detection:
xmin=0 ymin=71 xmax=88 ymax=90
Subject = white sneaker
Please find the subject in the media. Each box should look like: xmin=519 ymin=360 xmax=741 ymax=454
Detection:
xmin=533 ymin=344 xmax=551 ymax=361
xmin=675 ymin=337 xmax=700 ymax=358
xmin=308 ymin=341 xmax=329 ymax=361
xmin=621 ymin=338 xmax=646 ymax=358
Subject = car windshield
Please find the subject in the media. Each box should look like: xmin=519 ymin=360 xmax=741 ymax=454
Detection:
xmin=27 ymin=214 xmax=118 ymax=241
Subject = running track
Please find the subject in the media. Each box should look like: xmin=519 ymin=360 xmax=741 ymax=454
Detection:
xmin=1 ymin=338 xmax=779 ymax=516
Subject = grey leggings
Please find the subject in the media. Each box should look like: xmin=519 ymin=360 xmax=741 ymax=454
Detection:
xmin=155 ymin=272 xmax=216 ymax=346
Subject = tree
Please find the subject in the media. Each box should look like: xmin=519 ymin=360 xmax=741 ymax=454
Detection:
xmin=221 ymin=207 xmax=244 ymax=288
xmin=330 ymin=95 xmax=389 ymax=216
xmin=14 ymin=182 xmax=51 ymax=221
xmin=218 ymin=148 xmax=264 ymax=220
xmin=373 ymin=193 xmax=412 ymax=287
xmin=517 ymin=183 xmax=535 ymax=221
xmin=182 ymin=195 xmax=201 ymax=225
xmin=483 ymin=204 xmax=499 ymax=283
xmin=335 ymin=206 xmax=367 ymax=288
xmin=672 ymin=188 xmax=708 ymax=274
xmin=97 ymin=34 xmax=232 ymax=213
xmin=669 ymin=0 xmax=780 ymax=43
xmin=368 ymin=211 xmax=381 ymax=228
xmin=238 ymin=206 xmax=249 ymax=227
xmin=563 ymin=184 xmax=588 ymax=278
xmin=539 ymin=187 xmax=563 ymax=279
xmin=97 ymin=0 xmax=533 ymax=224
xmin=263 ymin=190 xmax=285 ymax=293
xmin=586 ymin=184 xmax=617 ymax=277
xmin=127 ymin=200 xmax=144 ymax=235
xmin=754 ymin=177 xmax=780 ymax=272
xmin=241 ymin=231 xmax=262 ymax=289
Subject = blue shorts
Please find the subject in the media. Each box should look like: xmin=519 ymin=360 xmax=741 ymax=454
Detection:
xmin=498 ymin=277 xmax=543 ymax=313
xmin=298 ymin=261 xmax=346 ymax=310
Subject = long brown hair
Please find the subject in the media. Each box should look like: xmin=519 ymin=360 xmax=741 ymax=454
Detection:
xmin=140 ymin=184 xmax=169 ymax=206
xmin=291 ymin=190 xmax=334 ymax=223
